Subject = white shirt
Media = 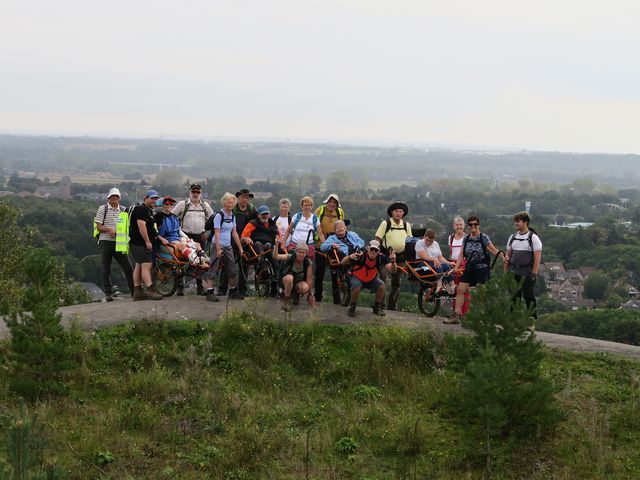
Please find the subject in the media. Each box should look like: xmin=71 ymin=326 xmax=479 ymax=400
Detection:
xmin=415 ymin=239 xmax=443 ymax=261
xmin=448 ymin=235 xmax=464 ymax=261
xmin=506 ymin=231 xmax=543 ymax=252
xmin=290 ymin=212 xmax=320 ymax=246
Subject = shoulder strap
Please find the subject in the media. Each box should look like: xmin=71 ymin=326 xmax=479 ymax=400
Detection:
xmin=338 ymin=207 xmax=343 ymax=220
xmin=180 ymin=200 xmax=190 ymax=225
xmin=318 ymin=205 xmax=326 ymax=222
xmin=101 ymin=204 xmax=108 ymax=224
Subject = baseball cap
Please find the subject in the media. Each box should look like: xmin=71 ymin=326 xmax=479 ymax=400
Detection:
xmin=190 ymin=183 xmax=202 ymax=191
xmin=162 ymin=196 xmax=177 ymax=205
xmin=257 ymin=205 xmax=270 ymax=215
xmin=145 ymin=189 xmax=160 ymax=199
xmin=107 ymin=187 xmax=121 ymax=199
xmin=368 ymin=240 xmax=381 ymax=250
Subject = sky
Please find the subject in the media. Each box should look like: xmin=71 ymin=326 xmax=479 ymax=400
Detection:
xmin=2 ymin=0 xmax=640 ymax=154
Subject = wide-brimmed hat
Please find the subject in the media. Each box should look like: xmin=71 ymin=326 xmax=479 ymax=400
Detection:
xmin=107 ymin=187 xmax=121 ymax=199
xmin=387 ymin=202 xmax=408 ymax=218
xmin=235 ymin=188 xmax=254 ymax=198
xmin=322 ymin=193 xmax=340 ymax=206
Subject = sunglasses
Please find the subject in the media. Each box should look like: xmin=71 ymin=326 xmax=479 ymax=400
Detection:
xmin=369 ymin=247 xmax=379 ymax=252
xmin=468 ymin=222 xmax=479 ymax=226
xmin=164 ymin=202 xmax=176 ymax=206
xmin=191 ymin=190 xmax=201 ymax=194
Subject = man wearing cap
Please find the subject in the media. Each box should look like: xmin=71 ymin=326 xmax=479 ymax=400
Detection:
xmin=240 ymin=205 xmax=279 ymax=254
xmin=171 ymin=183 xmax=214 ymax=295
xmin=129 ymin=190 xmax=163 ymax=301
xmin=341 ymin=239 xmax=397 ymax=317
xmin=375 ymin=202 xmax=412 ymax=310
xmin=94 ymin=187 xmax=133 ymax=301
xmin=314 ymin=194 xmax=346 ymax=304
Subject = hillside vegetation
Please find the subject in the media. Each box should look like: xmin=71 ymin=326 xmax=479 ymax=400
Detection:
xmin=1 ymin=314 xmax=639 ymax=479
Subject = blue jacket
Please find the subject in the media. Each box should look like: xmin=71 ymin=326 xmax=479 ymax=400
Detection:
xmin=320 ymin=231 xmax=365 ymax=255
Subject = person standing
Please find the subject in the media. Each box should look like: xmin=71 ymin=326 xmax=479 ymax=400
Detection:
xmin=375 ymin=202 xmax=412 ymax=310
xmin=205 ymin=192 xmax=246 ymax=302
xmin=171 ymin=183 xmax=213 ymax=295
xmin=505 ymin=211 xmax=542 ymax=323
xmin=314 ymin=193 xmax=345 ymax=304
xmin=129 ymin=190 xmax=163 ymax=301
xmin=273 ymin=198 xmax=292 ymax=245
xmin=448 ymin=215 xmax=504 ymax=323
xmin=94 ymin=187 xmax=133 ymax=301
xmin=448 ymin=216 xmax=470 ymax=316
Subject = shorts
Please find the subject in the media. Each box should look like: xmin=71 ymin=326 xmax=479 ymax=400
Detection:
xmin=130 ymin=243 xmax=153 ymax=263
xmin=459 ymin=264 xmax=490 ymax=287
xmin=350 ymin=276 xmax=384 ymax=292
xmin=208 ymin=245 xmax=237 ymax=280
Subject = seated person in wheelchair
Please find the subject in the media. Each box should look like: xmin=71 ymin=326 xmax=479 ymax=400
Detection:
xmin=320 ymin=219 xmax=365 ymax=259
xmin=414 ymin=229 xmax=455 ymax=294
xmin=155 ymin=196 xmax=210 ymax=268
xmin=341 ymin=239 xmax=396 ymax=317
xmin=240 ymin=205 xmax=279 ymax=257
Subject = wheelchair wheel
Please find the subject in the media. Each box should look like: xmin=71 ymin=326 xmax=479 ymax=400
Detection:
xmin=154 ymin=264 xmax=177 ymax=297
xmin=418 ymin=283 xmax=440 ymax=317
xmin=254 ymin=263 xmax=273 ymax=297
xmin=338 ymin=273 xmax=351 ymax=306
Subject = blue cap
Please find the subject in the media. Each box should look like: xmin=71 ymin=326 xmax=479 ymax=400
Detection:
xmin=155 ymin=198 xmax=164 ymax=207
xmin=145 ymin=189 xmax=160 ymax=199
xmin=257 ymin=205 xmax=270 ymax=215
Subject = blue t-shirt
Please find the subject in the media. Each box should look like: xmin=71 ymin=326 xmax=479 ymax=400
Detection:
xmin=213 ymin=210 xmax=236 ymax=247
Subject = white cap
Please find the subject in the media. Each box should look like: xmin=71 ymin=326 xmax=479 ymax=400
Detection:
xmin=107 ymin=188 xmax=121 ymax=199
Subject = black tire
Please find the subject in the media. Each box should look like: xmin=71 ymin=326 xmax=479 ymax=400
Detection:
xmin=254 ymin=263 xmax=273 ymax=297
xmin=154 ymin=264 xmax=177 ymax=297
xmin=338 ymin=274 xmax=351 ymax=306
xmin=418 ymin=284 xmax=440 ymax=317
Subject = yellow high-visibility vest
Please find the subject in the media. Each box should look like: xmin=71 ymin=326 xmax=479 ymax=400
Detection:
xmin=115 ymin=210 xmax=130 ymax=253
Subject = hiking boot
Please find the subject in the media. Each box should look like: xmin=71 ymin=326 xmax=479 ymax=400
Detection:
xmin=133 ymin=286 xmax=148 ymax=301
xmin=282 ymin=297 xmax=292 ymax=312
xmin=146 ymin=286 xmax=163 ymax=301
xmin=229 ymin=288 xmax=245 ymax=300
xmin=443 ymin=314 xmax=460 ymax=325
xmin=372 ymin=303 xmax=386 ymax=317
xmin=176 ymin=284 xmax=184 ymax=297
xmin=105 ymin=294 xmax=114 ymax=302
xmin=206 ymin=290 xmax=220 ymax=302
xmin=347 ymin=303 xmax=356 ymax=317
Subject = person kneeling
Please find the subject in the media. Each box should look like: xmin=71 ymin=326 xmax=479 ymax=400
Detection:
xmin=273 ymin=236 xmax=315 ymax=311
xmin=342 ymin=240 xmax=397 ymax=317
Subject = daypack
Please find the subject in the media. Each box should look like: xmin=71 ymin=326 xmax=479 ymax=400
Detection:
xmin=462 ymin=233 xmax=490 ymax=265
xmin=180 ymin=200 xmax=210 ymax=226
xmin=507 ymin=228 xmax=538 ymax=267
xmin=379 ymin=219 xmax=410 ymax=250
xmin=291 ymin=212 xmax=320 ymax=245
xmin=404 ymin=237 xmax=420 ymax=261
xmin=93 ymin=204 xmax=124 ymax=239
xmin=205 ymin=210 xmax=236 ymax=236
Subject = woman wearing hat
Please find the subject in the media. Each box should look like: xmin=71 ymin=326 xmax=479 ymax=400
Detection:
xmin=375 ymin=202 xmax=412 ymax=310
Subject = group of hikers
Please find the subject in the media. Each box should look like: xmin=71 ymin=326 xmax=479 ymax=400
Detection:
xmin=95 ymin=184 xmax=542 ymax=323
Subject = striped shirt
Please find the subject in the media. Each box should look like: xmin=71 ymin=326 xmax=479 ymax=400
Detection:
xmin=94 ymin=204 xmax=122 ymax=241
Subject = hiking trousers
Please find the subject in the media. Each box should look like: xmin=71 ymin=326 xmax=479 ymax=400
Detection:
xmin=99 ymin=240 xmax=134 ymax=296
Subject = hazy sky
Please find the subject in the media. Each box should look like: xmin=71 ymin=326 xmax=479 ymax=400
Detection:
xmin=2 ymin=1 xmax=639 ymax=153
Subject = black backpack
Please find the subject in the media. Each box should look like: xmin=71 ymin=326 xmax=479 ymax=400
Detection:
xmin=462 ymin=233 xmax=490 ymax=265
xmin=205 ymin=210 xmax=236 ymax=237
xmin=403 ymin=237 xmax=420 ymax=261
xmin=507 ymin=228 xmax=538 ymax=267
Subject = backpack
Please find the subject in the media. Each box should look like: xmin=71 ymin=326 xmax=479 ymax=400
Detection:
xmin=318 ymin=205 xmax=344 ymax=223
xmin=180 ymin=200 xmax=210 ymax=226
xmin=462 ymin=233 xmax=490 ymax=265
xmin=205 ymin=210 xmax=236 ymax=235
xmin=379 ymin=219 xmax=410 ymax=250
xmin=403 ymin=237 xmax=420 ymax=261
xmin=507 ymin=228 xmax=538 ymax=267
xmin=93 ymin=204 xmax=124 ymax=239
xmin=291 ymin=212 xmax=320 ymax=245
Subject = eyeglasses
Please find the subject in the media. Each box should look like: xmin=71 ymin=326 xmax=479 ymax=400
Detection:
xmin=468 ymin=222 xmax=479 ymax=227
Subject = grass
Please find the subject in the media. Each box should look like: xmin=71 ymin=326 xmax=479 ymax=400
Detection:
xmin=0 ymin=313 xmax=639 ymax=479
